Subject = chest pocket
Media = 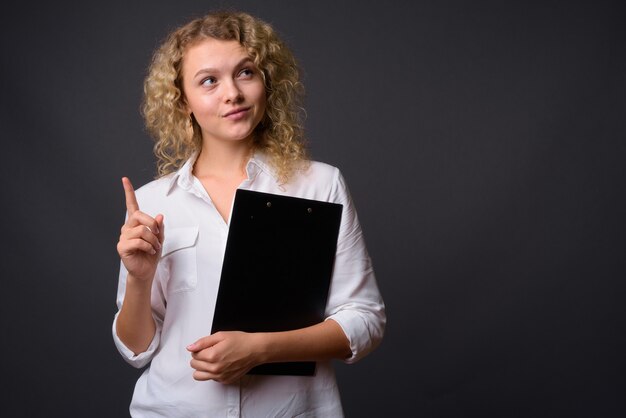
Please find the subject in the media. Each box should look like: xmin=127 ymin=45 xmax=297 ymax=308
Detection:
xmin=161 ymin=226 xmax=199 ymax=294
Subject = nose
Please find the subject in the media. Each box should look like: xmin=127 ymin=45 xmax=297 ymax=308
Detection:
xmin=223 ymin=79 xmax=243 ymax=103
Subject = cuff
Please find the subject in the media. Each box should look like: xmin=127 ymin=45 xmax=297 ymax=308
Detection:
xmin=112 ymin=313 xmax=160 ymax=369
xmin=326 ymin=308 xmax=384 ymax=364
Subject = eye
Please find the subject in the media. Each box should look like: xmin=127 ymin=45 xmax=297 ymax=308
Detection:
xmin=200 ymin=76 xmax=217 ymax=87
xmin=238 ymin=68 xmax=254 ymax=78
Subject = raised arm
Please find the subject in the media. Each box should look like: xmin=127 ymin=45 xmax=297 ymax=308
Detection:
xmin=115 ymin=177 xmax=165 ymax=355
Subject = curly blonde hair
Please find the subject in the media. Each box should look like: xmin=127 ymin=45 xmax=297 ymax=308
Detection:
xmin=142 ymin=11 xmax=307 ymax=182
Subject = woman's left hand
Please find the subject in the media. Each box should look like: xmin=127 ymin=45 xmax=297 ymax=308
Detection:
xmin=187 ymin=331 xmax=264 ymax=384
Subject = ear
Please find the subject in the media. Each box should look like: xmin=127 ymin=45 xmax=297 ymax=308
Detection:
xmin=177 ymin=88 xmax=189 ymax=110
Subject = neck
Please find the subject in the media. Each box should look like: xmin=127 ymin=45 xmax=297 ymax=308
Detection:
xmin=193 ymin=138 xmax=253 ymax=179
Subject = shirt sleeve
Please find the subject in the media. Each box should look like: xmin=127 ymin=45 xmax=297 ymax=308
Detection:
xmin=324 ymin=168 xmax=386 ymax=364
xmin=111 ymin=261 xmax=166 ymax=369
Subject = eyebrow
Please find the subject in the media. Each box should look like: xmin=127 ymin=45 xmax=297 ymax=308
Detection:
xmin=193 ymin=57 xmax=255 ymax=79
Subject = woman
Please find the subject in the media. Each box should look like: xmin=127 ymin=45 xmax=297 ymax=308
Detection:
xmin=113 ymin=11 xmax=385 ymax=417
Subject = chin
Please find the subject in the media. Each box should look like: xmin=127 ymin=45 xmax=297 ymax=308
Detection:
xmin=228 ymin=130 xmax=257 ymax=142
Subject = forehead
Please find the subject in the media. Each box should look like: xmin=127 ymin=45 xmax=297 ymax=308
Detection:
xmin=182 ymin=38 xmax=251 ymax=73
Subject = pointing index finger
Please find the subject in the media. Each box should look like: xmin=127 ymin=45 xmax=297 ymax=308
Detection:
xmin=122 ymin=177 xmax=140 ymax=214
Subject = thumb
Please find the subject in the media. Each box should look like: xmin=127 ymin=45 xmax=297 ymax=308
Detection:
xmin=187 ymin=333 xmax=222 ymax=352
xmin=155 ymin=214 xmax=165 ymax=243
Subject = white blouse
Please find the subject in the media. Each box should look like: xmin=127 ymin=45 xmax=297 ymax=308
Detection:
xmin=113 ymin=152 xmax=386 ymax=417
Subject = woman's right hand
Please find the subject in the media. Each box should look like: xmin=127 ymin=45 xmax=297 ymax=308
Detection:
xmin=116 ymin=177 xmax=165 ymax=282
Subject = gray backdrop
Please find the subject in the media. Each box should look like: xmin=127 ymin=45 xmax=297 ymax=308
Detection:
xmin=2 ymin=0 xmax=625 ymax=416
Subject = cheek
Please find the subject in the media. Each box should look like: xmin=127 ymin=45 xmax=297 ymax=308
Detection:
xmin=250 ymin=79 xmax=266 ymax=104
xmin=187 ymin=96 xmax=215 ymax=116
xmin=183 ymin=92 xmax=197 ymax=113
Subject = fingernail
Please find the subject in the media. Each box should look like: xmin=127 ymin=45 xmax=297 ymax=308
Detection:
xmin=186 ymin=343 xmax=195 ymax=350
xmin=150 ymin=248 xmax=156 ymax=255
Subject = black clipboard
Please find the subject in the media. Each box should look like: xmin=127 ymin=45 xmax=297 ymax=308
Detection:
xmin=211 ymin=189 xmax=343 ymax=376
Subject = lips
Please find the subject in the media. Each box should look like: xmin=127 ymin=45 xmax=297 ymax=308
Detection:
xmin=223 ymin=107 xmax=250 ymax=118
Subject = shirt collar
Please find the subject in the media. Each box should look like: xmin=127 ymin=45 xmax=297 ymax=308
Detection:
xmin=164 ymin=150 xmax=278 ymax=196
xmin=246 ymin=150 xmax=276 ymax=181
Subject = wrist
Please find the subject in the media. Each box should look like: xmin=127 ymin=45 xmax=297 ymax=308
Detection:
xmin=252 ymin=332 xmax=272 ymax=364
xmin=126 ymin=273 xmax=154 ymax=293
